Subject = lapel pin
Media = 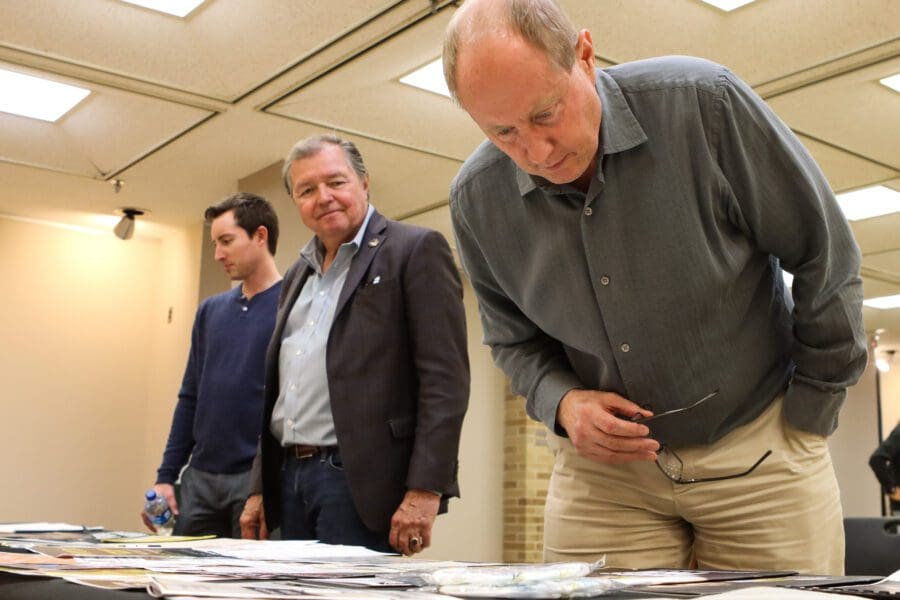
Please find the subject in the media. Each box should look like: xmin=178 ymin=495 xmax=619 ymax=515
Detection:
xmin=368 ymin=238 xmax=380 ymax=247
xmin=372 ymin=275 xmax=381 ymax=285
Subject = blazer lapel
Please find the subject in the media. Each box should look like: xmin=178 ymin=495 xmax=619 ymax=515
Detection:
xmin=274 ymin=263 xmax=312 ymax=342
xmin=334 ymin=209 xmax=388 ymax=320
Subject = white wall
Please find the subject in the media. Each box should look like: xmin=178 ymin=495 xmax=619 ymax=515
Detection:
xmin=830 ymin=355 xmax=883 ymax=517
xmin=424 ymin=281 xmax=506 ymax=562
xmin=0 ymin=216 xmax=200 ymax=530
xmin=880 ymin=360 xmax=900 ymax=435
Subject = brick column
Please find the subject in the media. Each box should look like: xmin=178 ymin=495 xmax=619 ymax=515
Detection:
xmin=503 ymin=381 xmax=554 ymax=563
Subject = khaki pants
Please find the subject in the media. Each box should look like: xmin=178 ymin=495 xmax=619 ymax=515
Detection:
xmin=544 ymin=396 xmax=844 ymax=574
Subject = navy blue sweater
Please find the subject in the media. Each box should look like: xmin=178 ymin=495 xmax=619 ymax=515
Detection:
xmin=156 ymin=282 xmax=281 ymax=484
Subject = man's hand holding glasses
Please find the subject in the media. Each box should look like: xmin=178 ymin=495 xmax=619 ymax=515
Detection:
xmin=558 ymin=388 xmax=772 ymax=483
xmin=556 ymin=389 xmax=660 ymax=463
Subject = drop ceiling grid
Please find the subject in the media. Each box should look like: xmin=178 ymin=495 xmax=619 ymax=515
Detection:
xmin=0 ymin=0 xmax=403 ymax=101
xmin=767 ymin=56 xmax=900 ymax=170
xmin=564 ymin=0 xmax=900 ymax=87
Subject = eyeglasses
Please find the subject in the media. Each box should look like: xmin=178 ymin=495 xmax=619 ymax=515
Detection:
xmin=634 ymin=390 xmax=773 ymax=485
xmin=656 ymin=446 xmax=772 ymax=484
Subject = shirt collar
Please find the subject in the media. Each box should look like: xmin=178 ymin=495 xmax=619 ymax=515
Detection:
xmin=299 ymin=203 xmax=375 ymax=272
xmin=516 ymin=67 xmax=648 ymax=197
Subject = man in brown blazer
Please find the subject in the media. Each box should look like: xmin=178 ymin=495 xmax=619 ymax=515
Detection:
xmin=240 ymin=134 xmax=469 ymax=555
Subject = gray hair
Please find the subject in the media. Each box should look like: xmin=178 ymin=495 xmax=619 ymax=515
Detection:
xmin=281 ymin=134 xmax=369 ymax=196
xmin=443 ymin=0 xmax=579 ymax=102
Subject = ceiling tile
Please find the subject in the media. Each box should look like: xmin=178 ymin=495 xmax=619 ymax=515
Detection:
xmin=269 ymin=5 xmax=483 ymax=161
xmin=0 ymin=62 xmax=211 ymax=178
xmin=0 ymin=0 xmax=401 ymax=100
xmin=767 ymin=57 xmax=900 ymax=169
xmin=563 ymin=0 xmax=900 ymax=86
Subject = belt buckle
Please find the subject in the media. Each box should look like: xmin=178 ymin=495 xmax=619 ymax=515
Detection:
xmin=294 ymin=445 xmax=318 ymax=459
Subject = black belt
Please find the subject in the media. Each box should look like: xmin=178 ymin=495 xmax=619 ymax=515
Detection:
xmin=283 ymin=444 xmax=338 ymax=460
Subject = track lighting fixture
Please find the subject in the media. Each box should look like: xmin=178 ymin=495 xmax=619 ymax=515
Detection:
xmin=114 ymin=207 xmax=145 ymax=240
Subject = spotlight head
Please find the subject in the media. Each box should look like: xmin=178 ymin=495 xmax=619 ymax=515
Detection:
xmin=113 ymin=207 xmax=146 ymax=240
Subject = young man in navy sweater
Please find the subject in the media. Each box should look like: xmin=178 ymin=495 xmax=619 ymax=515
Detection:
xmin=143 ymin=192 xmax=282 ymax=537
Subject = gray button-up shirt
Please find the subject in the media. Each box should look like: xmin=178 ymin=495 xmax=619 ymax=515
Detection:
xmin=271 ymin=204 xmax=374 ymax=446
xmin=450 ymin=56 xmax=866 ymax=446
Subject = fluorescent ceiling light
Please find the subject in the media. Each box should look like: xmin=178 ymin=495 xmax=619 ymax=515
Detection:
xmin=880 ymin=73 xmax=900 ymax=93
xmin=120 ymin=0 xmax=205 ymax=17
xmin=0 ymin=68 xmax=90 ymax=122
xmin=864 ymin=294 xmax=900 ymax=310
xmin=836 ymin=185 xmax=900 ymax=221
xmin=699 ymin=0 xmax=756 ymax=11
xmin=399 ymin=59 xmax=450 ymax=98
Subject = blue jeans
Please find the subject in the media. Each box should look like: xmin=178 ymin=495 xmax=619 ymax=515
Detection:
xmin=279 ymin=447 xmax=392 ymax=552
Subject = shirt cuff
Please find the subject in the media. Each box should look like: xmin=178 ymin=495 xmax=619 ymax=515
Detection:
xmin=531 ymin=370 xmax=584 ymax=435
xmin=783 ymin=377 xmax=846 ymax=436
xmin=155 ymin=472 xmax=177 ymax=485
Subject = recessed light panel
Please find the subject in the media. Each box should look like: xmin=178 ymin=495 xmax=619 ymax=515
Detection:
xmin=864 ymin=294 xmax=900 ymax=310
xmin=880 ymin=73 xmax=900 ymax=93
xmin=836 ymin=185 xmax=900 ymax=221
xmin=699 ymin=0 xmax=756 ymax=11
xmin=399 ymin=59 xmax=450 ymax=98
xmin=121 ymin=0 xmax=205 ymax=17
xmin=0 ymin=68 xmax=90 ymax=122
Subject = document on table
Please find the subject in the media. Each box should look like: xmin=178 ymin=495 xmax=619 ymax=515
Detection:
xmin=810 ymin=568 xmax=900 ymax=599
xmin=0 ymin=522 xmax=101 ymax=533
xmin=147 ymin=576 xmax=455 ymax=599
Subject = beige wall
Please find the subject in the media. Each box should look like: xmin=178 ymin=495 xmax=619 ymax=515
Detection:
xmin=0 ymin=216 xmax=200 ymax=530
xmin=141 ymin=225 xmax=205 ymax=497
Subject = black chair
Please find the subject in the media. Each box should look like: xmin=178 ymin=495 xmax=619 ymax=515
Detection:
xmin=844 ymin=517 xmax=900 ymax=576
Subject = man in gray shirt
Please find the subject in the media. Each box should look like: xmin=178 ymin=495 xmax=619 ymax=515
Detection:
xmin=444 ymin=0 xmax=866 ymax=573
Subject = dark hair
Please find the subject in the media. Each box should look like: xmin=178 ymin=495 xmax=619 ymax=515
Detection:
xmin=281 ymin=134 xmax=369 ymax=197
xmin=204 ymin=192 xmax=279 ymax=255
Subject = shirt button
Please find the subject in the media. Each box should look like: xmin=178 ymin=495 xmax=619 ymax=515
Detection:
xmin=600 ymin=276 xmax=610 ymax=286
xmin=241 ymin=306 xmax=248 ymax=312
xmin=584 ymin=207 xmax=593 ymax=216
xmin=620 ymin=343 xmax=631 ymax=353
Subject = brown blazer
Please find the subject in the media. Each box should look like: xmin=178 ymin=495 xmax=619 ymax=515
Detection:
xmin=251 ymin=210 xmax=469 ymax=533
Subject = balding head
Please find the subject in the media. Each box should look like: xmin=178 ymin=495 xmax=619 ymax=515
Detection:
xmin=442 ymin=0 xmax=579 ymax=102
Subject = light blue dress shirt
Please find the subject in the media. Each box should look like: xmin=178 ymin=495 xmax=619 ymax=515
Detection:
xmin=271 ymin=204 xmax=375 ymax=446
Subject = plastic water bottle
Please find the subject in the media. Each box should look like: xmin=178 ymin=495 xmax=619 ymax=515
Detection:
xmin=143 ymin=489 xmax=174 ymax=536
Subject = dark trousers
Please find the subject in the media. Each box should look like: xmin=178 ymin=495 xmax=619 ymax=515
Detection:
xmin=279 ymin=447 xmax=392 ymax=552
xmin=173 ymin=466 xmax=249 ymax=538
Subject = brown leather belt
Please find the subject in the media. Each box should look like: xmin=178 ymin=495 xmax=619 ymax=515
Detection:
xmin=284 ymin=444 xmax=337 ymax=459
